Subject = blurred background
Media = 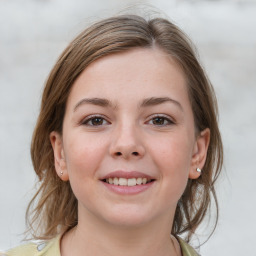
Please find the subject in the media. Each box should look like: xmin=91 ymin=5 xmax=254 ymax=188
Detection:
xmin=0 ymin=0 xmax=255 ymax=255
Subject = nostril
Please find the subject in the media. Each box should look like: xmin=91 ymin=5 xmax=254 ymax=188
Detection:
xmin=115 ymin=152 xmax=139 ymax=156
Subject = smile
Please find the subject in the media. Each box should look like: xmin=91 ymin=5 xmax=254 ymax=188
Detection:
xmin=100 ymin=171 xmax=156 ymax=194
xmin=104 ymin=177 xmax=152 ymax=186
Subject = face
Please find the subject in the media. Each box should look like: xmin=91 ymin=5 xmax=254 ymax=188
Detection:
xmin=51 ymin=48 xmax=209 ymax=228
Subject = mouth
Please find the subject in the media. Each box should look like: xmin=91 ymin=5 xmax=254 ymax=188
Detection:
xmin=102 ymin=177 xmax=155 ymax=186
xmin=100 ymin=171 xmax=156 ymax=194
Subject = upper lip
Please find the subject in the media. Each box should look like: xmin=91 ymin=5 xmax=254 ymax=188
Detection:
xmin=101 ymin=170 xmax=155 ymax=180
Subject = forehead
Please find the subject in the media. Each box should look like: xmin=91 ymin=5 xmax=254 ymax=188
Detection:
xmin=67 ymin=48 xmax=189 ymax=107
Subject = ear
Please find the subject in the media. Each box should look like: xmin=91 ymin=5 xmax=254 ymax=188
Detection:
xmin=50 ymin=131 xmax=69 ymax=181
xmin=189 ymin=128 xmax=210 ymax=179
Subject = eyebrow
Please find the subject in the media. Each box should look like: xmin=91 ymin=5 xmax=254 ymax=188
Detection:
xmin=74 ymin=98 xmax=115 ymax=112
xmin=74 ymin=97 xmax=183 ymax=112
xmin=140 ymin=97 xmax=183 ymax=111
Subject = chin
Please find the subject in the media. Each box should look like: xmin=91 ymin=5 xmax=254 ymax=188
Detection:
xmin=101 ymin=206 xmax=154 ymax=228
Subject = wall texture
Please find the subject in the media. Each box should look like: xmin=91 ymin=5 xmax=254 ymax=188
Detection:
xmin=1 ymin=0 xmax=255 ymax=255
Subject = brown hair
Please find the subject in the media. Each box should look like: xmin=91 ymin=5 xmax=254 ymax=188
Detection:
xmin=27 ymin=14 xmax=223 ymax=242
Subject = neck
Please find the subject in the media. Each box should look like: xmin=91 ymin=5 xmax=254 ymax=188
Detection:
xmin=60 ymin=208 xmax=180 ymax=256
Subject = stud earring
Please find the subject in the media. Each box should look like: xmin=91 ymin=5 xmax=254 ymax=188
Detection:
xmin=60 ymin=171 xmax=63 ymax=176
xmin=196 ymin=168 xmax=201 ymax=173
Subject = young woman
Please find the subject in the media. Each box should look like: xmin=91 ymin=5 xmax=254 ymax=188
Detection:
xmin=5 ymin=14 xmax=223 ymax=256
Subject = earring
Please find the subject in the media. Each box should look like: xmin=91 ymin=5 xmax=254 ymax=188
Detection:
xmin=60 ymin=171 xmax=63 ymax=176
xmin=196 ymin=168 xmax=201 ymax=173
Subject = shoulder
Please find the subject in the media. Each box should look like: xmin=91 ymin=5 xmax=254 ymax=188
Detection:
xmin=3 ymin=235 xmax=61 ymax=256
xmin=3 ymin=242 xmax=38 ymax=256
xmin=178 ymin=237 xmax=200 ymax=256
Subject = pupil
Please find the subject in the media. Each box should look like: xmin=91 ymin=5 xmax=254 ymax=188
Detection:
xmin=92 ymin=118 xmax=103 ymax=125
xmin=153 ymin=117 xmax=164 ymax=125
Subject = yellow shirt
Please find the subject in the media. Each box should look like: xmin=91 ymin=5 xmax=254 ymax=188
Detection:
xmin=2 ymin=235 xmax=199 ymax=256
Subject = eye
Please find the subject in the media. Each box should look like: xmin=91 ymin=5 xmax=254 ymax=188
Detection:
xmin=81 ymin=115 xmax=109 ymax=126
xmin=148 ymin=115 xmax=174 ymax=126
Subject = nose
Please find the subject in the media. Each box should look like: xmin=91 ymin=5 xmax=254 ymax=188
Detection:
xmin=109 ymin=124 xmax=145 ymax=160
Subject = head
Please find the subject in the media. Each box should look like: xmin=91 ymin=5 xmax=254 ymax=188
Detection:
xmin=28 ymin=14 xmax=223 ymax=241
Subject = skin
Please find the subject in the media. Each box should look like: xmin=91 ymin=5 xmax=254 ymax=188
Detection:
xmin=50 ymin=48 xmax=210 ymax=256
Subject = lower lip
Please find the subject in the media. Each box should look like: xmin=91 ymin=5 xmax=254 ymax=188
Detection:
xmin=101 ymin=181 xmax=155 ymax=195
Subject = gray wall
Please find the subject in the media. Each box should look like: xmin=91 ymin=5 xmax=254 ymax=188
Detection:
xmin=1 ymin=0 xmax=255 ymax=255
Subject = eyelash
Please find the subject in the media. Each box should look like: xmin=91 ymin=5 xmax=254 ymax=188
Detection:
xmin=81 ymin=114 xmax=175 ymax=127
xmin=147 ymin=114 xmax=175 ymax=126
xmin=81 ymin=115 xmax=110 ymax=126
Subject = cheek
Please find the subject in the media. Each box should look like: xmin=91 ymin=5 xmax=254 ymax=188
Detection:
xmin=149 ymin=133 xmax=194 ymax=194
xmin=152 ymin=133 xmax=193 ymax=170
xmin=62 ymin=133 xmax=108 ymax=205
xmin=63 ymin=133 xmax=107 ymax=179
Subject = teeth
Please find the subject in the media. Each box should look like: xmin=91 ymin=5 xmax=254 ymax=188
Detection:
xmin=136 ymin=178 xmax=142 ymax=185
xmin=113 ymin=177 xmax=118 ymax=185
xmin=128 ymin=178 xmax=136 ymax=186
xmin=105 ymin=177 xmax=151 ymax=186
xmin=119 ymin=178 xmax=128 ymax=186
